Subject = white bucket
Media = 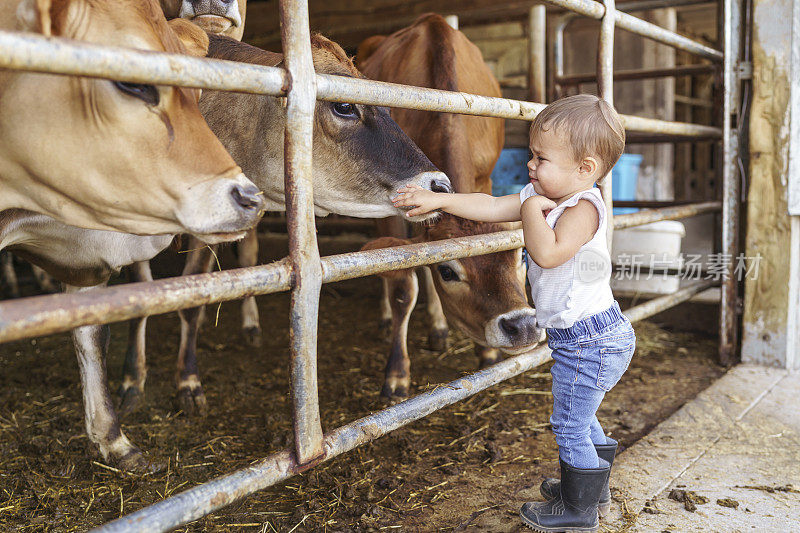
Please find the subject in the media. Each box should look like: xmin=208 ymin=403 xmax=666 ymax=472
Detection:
xmin=611 ymin=220 xmax=686 ymax=295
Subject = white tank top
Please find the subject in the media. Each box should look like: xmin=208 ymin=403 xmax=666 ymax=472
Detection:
xmin=519 ymin=184 xmax=614 ymax=329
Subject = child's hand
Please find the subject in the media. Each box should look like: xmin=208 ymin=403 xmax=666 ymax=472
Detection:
xmin=521 ymin=195 xmax=557 ymax=218
xmin=392 ymin=185 xmax=445 ymax=218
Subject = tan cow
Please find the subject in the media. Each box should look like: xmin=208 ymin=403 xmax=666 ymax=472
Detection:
xmin=357 ymin=14 xmax=540 ymax=400
xmin=0 ymin=0 xmax=263 ymax=241
xmin=160 ymin=0 xmax=246 ymax=40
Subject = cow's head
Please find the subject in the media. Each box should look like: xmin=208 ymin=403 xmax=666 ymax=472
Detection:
xmin=2 ymin=0 xmax=263 ymax=243
xmin=424 ymin=215 xmax=541 ymax=353
xmin=202 ymin=34 xmax=452 ymax=221
xmin=160 ymin=0 xmax=246 ymax=40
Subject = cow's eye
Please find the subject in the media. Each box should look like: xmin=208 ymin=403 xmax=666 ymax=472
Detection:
xmin=114 ymin=82 xmax=160 ymax=106
xmin=437 ymin=264 xmax=460 ymax=282
xmin=332 ymin=102 xmax=358 ymax=118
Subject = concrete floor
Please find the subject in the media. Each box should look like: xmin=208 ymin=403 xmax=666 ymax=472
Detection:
xmin=603 ymin=364 xmax=800 ymax=532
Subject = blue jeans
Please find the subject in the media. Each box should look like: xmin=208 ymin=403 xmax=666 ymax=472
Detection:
xmin=546 ymin=301 xmax=635 ymax=469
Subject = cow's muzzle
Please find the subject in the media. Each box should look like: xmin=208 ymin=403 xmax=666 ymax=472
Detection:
xmin=484 ymin=308 xmax=544 ymax=353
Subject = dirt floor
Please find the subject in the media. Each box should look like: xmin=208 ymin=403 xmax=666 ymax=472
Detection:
xmin=0 ymin=233 xmax=725 ymax=532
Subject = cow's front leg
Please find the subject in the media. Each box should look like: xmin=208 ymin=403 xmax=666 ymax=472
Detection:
xmin=422 ymin=266 xmax=449 ymax=351
xmin=68 ymin=285 xmax=162 ymax=473
xmin=31 ymin=264 xmax=58 ymax=293
xmin=118 ymin=261 xmax=153 ymax=417
xmin=238 ymin=228 xmax=262 ymax=346
xmin=376 ymin=216 xmax=408 ymax=336
xmin=381 ymin=270 xmax=419 ymax=402
xmin=379 ymin=277 xmax=392 ymax=337
xmin=477 ymin=346 xmax=503 ymax=368
xmin=175 ymin=240 xmax=216 ymax=416
xmin=1 ymin=252 xmax=20 ymax=298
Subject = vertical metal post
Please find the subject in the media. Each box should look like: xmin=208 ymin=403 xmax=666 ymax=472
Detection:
xmin=553 ymin=14 xmax=577 ymax=100
xmin=719 ymin=0 xmax=740 ymax=364
xmin=598 ymin=0 xmax=617 ymax=249
xmin=529 ymin=5 xmax=547 ymax=103
xmin=279 ymin=0 xmax=325 ymax=464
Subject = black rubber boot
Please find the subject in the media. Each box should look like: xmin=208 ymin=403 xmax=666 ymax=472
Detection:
xmin=520 ymin=459 xmax=609 ymax=532
xmin=540 ymin=439 xmax=617 ymax=517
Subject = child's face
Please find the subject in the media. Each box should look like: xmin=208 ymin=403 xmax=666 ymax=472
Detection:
xmin=527 ymin=128 xmax=594 ymax=201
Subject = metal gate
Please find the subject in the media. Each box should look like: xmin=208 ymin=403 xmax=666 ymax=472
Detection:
xmin=0 ymin=0 xmax=741 ymax=530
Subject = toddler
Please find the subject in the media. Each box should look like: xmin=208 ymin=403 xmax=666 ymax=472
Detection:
xmin=392 ymin=94 xmax=636 ymax=532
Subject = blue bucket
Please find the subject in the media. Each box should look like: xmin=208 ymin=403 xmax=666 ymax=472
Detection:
xmin=611 ymin=153 xmax=643 ymax=215
xmin=490 ymin=148 xmax=529 ymax=197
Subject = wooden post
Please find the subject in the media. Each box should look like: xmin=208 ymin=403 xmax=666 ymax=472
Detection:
xmin=741 ymin=0 xmax=800 ymax=370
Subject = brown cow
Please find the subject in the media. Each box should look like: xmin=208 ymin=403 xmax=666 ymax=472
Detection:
xmin=0 ymin=0 xmax=264 ymax=241
xmin=357 ymin=14 xmax=540 ymax=400
xmin=116 ymin=33 xmax=451 ymax=417
xmin=160 ymin=0 xmax=246 ymax=40
xmin=362 ymin=217 xmax=542 ymax=400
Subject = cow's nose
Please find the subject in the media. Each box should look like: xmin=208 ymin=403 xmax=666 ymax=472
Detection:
xmin=230 ymin=184 xmax=264 ymax=211
xmin=430 ymin=176 xmax=453 ymax=194
xmin=499 ymin=314 xmax=538 ymax=342
xmin=499 ymin=316 xmax=520 ymax=337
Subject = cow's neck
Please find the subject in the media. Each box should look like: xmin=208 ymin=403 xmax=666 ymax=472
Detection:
xmin=0 ymin=209 xmax=173 ymax=286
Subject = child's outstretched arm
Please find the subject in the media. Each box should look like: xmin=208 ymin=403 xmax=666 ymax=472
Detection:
xmin=522 ymin=198 xmax=598 ymax=269
xmin=392 ymin=185 xmax=523 ymax=222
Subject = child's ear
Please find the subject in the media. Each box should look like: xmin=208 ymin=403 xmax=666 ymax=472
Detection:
xmin=580 ymin=156 xmax=599 ymax=179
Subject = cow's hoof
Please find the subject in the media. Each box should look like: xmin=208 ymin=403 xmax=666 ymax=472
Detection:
xmin=117 ymin=386 xmax=144 ymax=419
xmin=242 ymin=326 xmax=262 ymax=347
xmin=380 ymin=383 xmax=409 ymax=404
xmin=114 ymin=449 xmax=165 ymax=475
xmin=177 ymin=386 xmax=208 ymax=417
xmin=428 ymin=328 xmax=449 ymax=352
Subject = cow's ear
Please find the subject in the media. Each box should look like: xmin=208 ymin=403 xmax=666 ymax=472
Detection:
xmin=16 ymin=0 xmax=53 ymax=36
xmin=355 ymin=35 xmax=386 ymax=70
xmin=168 ymin=18 xmax=210 ymax=58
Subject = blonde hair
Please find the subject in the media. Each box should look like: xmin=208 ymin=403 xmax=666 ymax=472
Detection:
xmin=530 ymin=94 xmax=626 ymax=180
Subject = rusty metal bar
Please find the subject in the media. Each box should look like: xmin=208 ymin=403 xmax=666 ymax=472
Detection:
xmin=719 ymin=0 xmax=740 ymax=365
xmin=598 ymin=0 xmax=617 ymax=250
xmin=91 ymin=279 xmax=707 ymax=533
xmin=614 ymin=200 xmax=696 ymax=208
xmin=0 ymin=30 xmax=287 ymax=95
xmin=0 ymin=203 xmax=719 ymax=343
xmin=613 ymin=201 xmax=720 ymax=228
xmin=616 ymin=0 xmax=716 ymax=12
xmin=280 ymin=0 xmax=326 ymax=465
xmin=0 ymin=30 xmax=719 ymax=138
xmin=0 ymin=261 xmax=292 ymax=344
xmin=623 ymin=280 xmax=717 ymax=323
xmin=529 ymin=5 xmax=548 ymax=103
xmin=543 ymin=0 xmax=723 ymax=61
xmin=556 ymin=63 xmax=716 ymax=85
xmin=315 ymin=75 xmax=721 ymax=137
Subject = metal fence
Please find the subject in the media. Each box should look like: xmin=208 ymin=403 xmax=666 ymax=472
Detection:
xmin=0 ymin=0 xmax=740 ymax=530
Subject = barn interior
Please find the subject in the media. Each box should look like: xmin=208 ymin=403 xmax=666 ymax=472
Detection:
xmin=2 ymin=0 xmax=799 ymax=531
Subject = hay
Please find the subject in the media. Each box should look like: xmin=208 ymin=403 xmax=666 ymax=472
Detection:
xmin=0 ymin=235 xmax=724 ymax=531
